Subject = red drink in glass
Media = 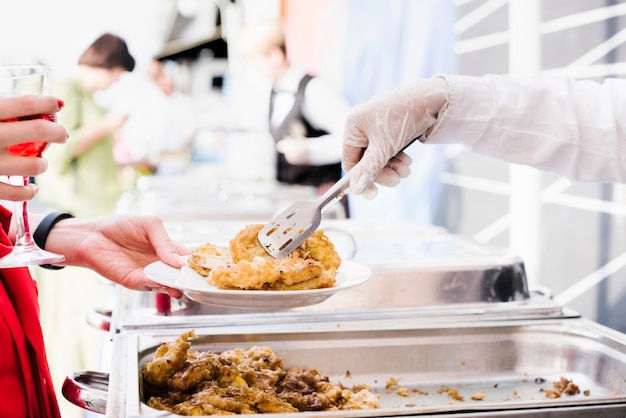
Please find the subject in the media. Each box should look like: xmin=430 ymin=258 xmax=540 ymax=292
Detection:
xmin=0 ymin=64 xmax=66 ymax=267
xmin=6 ymin=113 xmax=55 ymax=157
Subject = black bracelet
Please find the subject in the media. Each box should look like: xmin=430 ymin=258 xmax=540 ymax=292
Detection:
xmin=33 ymin=211 xmax=75 ymax=270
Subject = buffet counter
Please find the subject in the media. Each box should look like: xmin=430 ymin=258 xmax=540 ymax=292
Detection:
xmin=63 ymin=173 xmax=626 ymax=417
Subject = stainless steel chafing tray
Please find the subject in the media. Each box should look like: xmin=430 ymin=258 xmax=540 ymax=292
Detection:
xmin=64 ymin=223 xmax=626 ymax=416
xmin=95 ymin=315 xmax=626 ymax=417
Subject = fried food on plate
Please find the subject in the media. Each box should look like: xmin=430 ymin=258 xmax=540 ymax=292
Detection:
xmin=290 ymin=228 xmax=342 ymax=271
xmin=188 ymin=224 xmax=341 ymax=291
xmin=187 ymin=243 xmax=231 ymax=277
xmin=143 ymin=330 xmax=380 ymax=415
xmin=230 ymin=223 xmax=274 ymax=263
xmin=209 ymin=257 xmax=279 ymax=290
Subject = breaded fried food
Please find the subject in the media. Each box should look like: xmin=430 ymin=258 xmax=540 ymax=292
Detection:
xmin=143 ymin=331 xmax=380 ymax=415
xmin=269 ymin=271 xmax=336 ymax=290
xmin=275 ymin=258 xmax=325 ymax=286
xmin=188 ymin=223 xmax=341 ymax=291
xmin=229 ymin=223 xmax=273 ymax=263
xmin=289 ymin=229 xmax=341 ymax=272
xmin=208 ymin=257 xmax=280 ymax=290
xmin=143 ymin=330 xmax=197 ymax=389
xmin=208 ymin=256 xmax=336 ymax=290
xmin=188 ymin=243 xmax=231 ymax=276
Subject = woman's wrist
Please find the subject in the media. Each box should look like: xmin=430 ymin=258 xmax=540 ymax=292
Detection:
xmin=34 ymin=212 xmax=75 ymax=269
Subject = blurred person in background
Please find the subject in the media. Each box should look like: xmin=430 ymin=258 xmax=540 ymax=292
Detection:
xmin=37 ymin=32 xmax=135 ymax=217
xmin=240 ymin=19 xmax=351 ymax=215
xmin=0 ymin=94 xmax=185 ymax=418
xmin=148 ymin=58 xmax=175 ymax=96
xmin=32 ymin=32 xmax=136 ymax=418
xmin=110 ymin=59 xmax=197 ymax=188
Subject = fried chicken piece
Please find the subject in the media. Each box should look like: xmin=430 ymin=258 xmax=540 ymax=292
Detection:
xmin=190 ymin=223 xmax=342 ymax=291
xmin=144 ymin=337 xmax=380 ymax=416
xmin=219 ymin=345 xmax=284 ymax=370
xmin=143 ymin=330 xmax=196 ymax=389
xmin=208 ymin=255 xmax=336 ymax=290
xmin=270 ymin=271 xmax=336 ymax=290
xmin=168 ymin=351 xmax=224 ymax=392
xmin=229 ymin=223 xmax=273 ymax=263
xmin=275 ymin=258 xmax=325 ymax=286
xmin=187 ymin=383 xmax=298 ymax=414
xmin=208 ymin=256 xmax=279 ymax=290
xmin=179 ymin=385 xmax=259 ymax=415
xmin=188 ymin=243 xmax=231 ymax=277
xmin=277 ymin=368 xmax=337 ymax=411
xmin=245 ymin=368 xmax=283 ymax=391
xmin=289 ymin=229 xmax=342 ymax=272
xmin=229 ymin=224 xmax=341 ymax=269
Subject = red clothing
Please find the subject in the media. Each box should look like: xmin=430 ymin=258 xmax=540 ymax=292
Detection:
xmin=0 ymin=206 xmax=60 ymax=417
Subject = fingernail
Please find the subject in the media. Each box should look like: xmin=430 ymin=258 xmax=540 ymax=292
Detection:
xmin=57 ymin=99 xmax=64 ymax=109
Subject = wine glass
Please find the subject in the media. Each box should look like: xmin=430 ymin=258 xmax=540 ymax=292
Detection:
xmin=0 ymin=64 xmax=65 ymax=267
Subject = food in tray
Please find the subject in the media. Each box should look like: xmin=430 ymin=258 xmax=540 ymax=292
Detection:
xmin=143 ymin=330 xmax=380 ymax=415
xmin=188 ymin=223 xmax=342 ymax=291
xmin=542 ymin=376 xmax=583 ymax=398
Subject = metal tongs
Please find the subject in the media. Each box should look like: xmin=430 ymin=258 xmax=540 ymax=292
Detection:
xmin=257 ymin=170 xmax=352 ymax=258
xmin=258 ymin=136 xmax=422 ymax=258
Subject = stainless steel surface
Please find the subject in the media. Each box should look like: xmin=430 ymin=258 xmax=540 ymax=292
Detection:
xmin=117 ymin=173 xmax=319 ymax=221
xmin=62 ymin=370 xmax=109 ymax=414
xmin=79 ymin=181 xmax=626 ymax=417
xmin=111 ymin=274 xmax=553 ymax=334
xmin=258 ymin=171 xmax=352 ymax=258
xmin=105 ymin=317 xmax=626 ymax=417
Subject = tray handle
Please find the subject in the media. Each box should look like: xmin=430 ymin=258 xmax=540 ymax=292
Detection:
xmin=62 ymin=370 xmax=108 ymax=414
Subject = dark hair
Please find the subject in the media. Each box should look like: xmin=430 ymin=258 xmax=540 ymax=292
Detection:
xmin=78 ymin=33 xmax=135 ymax=72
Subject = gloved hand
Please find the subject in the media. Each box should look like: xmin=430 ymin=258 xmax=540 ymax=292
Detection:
xmin=276 ymin=136 xmax=309 ymax=165
xmin=342 ymin=77 xmax=449 ymax=199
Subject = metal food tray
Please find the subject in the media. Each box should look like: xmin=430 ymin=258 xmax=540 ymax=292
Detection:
xmin=104 ymin=317 xmax=626 ymax=417
xmin=110 ymin=231 xmax=532 ymax=332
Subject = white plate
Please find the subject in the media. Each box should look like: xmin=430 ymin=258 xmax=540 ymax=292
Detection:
xmin=144 ymin=258 xmax=371 ymax=310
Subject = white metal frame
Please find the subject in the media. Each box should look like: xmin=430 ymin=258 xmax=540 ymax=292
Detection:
xmin=450 ymin=0 xmax=626 ymax=305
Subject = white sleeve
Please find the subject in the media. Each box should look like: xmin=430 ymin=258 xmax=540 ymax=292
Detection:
xmin=301 ymin=77 xmax=351 ymax=165
xmin=427 ymin=74 xmax=626 ymax=183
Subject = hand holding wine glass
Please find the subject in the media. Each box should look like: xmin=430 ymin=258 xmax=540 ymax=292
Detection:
xmin=0 ymin=65 xmax=68 ymax=267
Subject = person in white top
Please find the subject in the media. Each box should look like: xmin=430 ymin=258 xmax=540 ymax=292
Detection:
xmin=241 ymin=19 xmax=351 ymax=213
xmin=342 ymin=74 xmax=626 ymax=198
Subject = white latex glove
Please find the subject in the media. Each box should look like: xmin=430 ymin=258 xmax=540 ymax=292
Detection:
xmin=276 ymin=136 xmax=309 ymax=165
xmin=342 ymin=77 xmax=449 ymax=199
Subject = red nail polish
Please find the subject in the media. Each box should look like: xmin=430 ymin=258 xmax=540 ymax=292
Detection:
xmin=56 ymin=99 xmax=64 ymax=109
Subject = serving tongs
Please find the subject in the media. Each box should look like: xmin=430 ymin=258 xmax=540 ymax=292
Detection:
xmin=257 ymin=170 xmax=352 ymax=258
xmin=258 ymin=136 xmax=422 ymax=258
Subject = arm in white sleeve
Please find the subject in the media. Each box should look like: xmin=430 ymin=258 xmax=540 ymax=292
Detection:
xmin=427 ymin=74 xmax=626 ymax=183
xmin=301 ymin=77 xmax=350 ymax=165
